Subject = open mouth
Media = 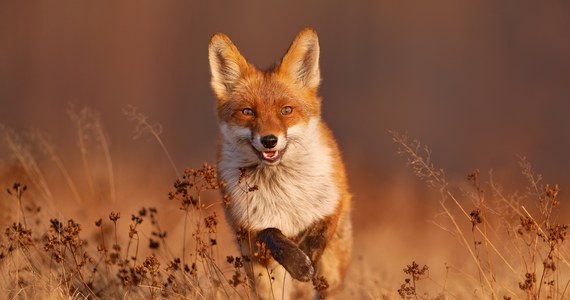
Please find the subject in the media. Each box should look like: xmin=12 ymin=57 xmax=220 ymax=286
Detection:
xmin=262 ymin=150 xmax=279 ymax=161
xmin=252 ymin=147 xmax=286 ymax=164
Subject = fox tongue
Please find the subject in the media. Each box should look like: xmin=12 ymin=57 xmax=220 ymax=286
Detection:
xmin=262 ymin=151 xmax=278 ymax=160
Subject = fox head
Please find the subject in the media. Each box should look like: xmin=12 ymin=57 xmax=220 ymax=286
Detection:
xmin=209 ymin=29 xmax=323 ymax=166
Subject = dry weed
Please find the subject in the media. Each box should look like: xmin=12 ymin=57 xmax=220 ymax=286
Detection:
xmin=391 ymin=131 xmax=569 ymax=300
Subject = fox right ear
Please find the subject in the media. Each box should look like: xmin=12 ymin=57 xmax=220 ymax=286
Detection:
xmin=208 ymin=33 xmax=251 ymax=99
xmin=278 ymin=28 xmax=321 ymax=91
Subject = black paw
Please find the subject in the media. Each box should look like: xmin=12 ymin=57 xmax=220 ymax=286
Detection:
xmin=258 ymin=228 xmax=315 ymax=281
xmin=284 ymin=247 xmax=315 ymax=281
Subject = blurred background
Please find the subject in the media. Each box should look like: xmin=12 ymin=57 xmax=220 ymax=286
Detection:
xmin=1 ymin=0 xmax=570 ymax=295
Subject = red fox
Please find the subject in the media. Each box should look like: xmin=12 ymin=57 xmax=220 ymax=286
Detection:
xmin=208 ymin=28 xmax=352 ymax=299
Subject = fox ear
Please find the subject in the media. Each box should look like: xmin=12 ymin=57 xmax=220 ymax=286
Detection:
xmin=208 ymin=33 xmax=251 ymax=99
xmin=278 ymin=28 xmax=321 ymax=90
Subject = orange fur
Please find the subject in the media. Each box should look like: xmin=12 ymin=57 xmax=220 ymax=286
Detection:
xmin=209 ymin=28 xmax=352 ymax=299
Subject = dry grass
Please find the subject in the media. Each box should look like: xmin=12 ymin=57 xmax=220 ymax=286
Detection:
xmin=0 ymin=107 xmax=255 ymax=299
xmin=391 ymin=131 xmax=569 ymax=300
xmin=0 ymin=109 xmax=568 ymax=299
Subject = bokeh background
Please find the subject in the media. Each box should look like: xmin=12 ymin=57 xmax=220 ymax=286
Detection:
xmin=1 ymin=1 xmax=570 ymax=296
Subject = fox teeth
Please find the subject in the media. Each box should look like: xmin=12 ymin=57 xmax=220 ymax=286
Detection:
xmin=262 ymin=151 xmax=278 ymax=160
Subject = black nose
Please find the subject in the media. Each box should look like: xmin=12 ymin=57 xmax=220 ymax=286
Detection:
xmin=260 ymin=135 xmax=278 ymax=149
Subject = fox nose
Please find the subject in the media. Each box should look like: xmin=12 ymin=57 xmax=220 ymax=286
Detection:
xmin=260 ymin=135 xmax=278 ymax=149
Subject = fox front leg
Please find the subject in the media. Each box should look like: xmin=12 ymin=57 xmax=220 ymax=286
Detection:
xmin=258 ymin=228 xmax=315 ymax=282
xmin=297 ymin=217 xmax=333 ymax=265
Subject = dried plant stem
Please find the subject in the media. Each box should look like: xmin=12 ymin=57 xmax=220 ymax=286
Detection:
xmin=520 ymin=206 xmax=570 ymax=268
xmin=67 ymin=106 xmax=96 ymax=197
xmin=492 ymin=175 xmax=570 ymax=270
xmin=92 ymin=118 xmax=116 ymax=203
xmin=9 ymin=184 xmax=29 ymax=229
xmin=392 ymin=132 xmax=516 ymax=271
xmin=263 ymin=266 xmax=276 ymax=300
xmin=67 ymin=106 xmax=116 ymax=202
xmin=392 ymin=131 xmax=500 ymax=297
xmin=473 ymin=172 xmax=496 ymax=293
xmin=450 ymin=189 xmax=516 ymax=273
xmin=281 ymin=272 xmax=288 ymax=300
xmin=98 ymin=223 xmax=111 ymax=276
xmin=34 ymin=132 xmax=83 ymax=204
xmin=561 ymin=278 xmax=570 ymax=299
xmin=438 ymin=195 xmax=496 ymax=297
xmin=203 ymin=252 xmax=238 ymax=299
xmin=537 ymin=247 xmax=555 ymax=297
xmin=3 ymin=128 xmax=53 ymax=203
xmin=183 ymin=209 xmax=189 ymax=266
xmin=125 ymin=223 xmax=141 ymax=266
xmin=392 ymin=131 xmax=570 ymax=300
xmin=123 ymin=105 xmax=180 ymax=178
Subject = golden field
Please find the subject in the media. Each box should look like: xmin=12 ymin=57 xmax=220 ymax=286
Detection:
xmin=0 ymin=114 xmax=568 ymax=299
xmin=1 ymin=1 xmax=569 ymax=299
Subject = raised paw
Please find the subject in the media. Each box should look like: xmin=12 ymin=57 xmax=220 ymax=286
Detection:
xmin=258 ymin=228 xmax=315 ymax=281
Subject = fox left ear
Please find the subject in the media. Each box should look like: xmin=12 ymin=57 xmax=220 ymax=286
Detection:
xmin=208 ymin=33 xmax=251 ymax=99
xmin=278 ymin=28 xmax=321 ymax=90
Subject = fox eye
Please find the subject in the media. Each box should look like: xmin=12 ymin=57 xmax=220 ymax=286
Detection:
xmin=281 ymin=106 xmax=293 ymax=115
xmin=242 ymin=108 xmax=255 ymax=117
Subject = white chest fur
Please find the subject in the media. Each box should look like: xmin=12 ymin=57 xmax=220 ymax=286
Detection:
xmin=217 ymin=118 xmax=339 ymax=237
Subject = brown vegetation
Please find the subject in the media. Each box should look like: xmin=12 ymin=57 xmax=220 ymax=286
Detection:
xmin=0 ymin=110 xmax=568 ymax=299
